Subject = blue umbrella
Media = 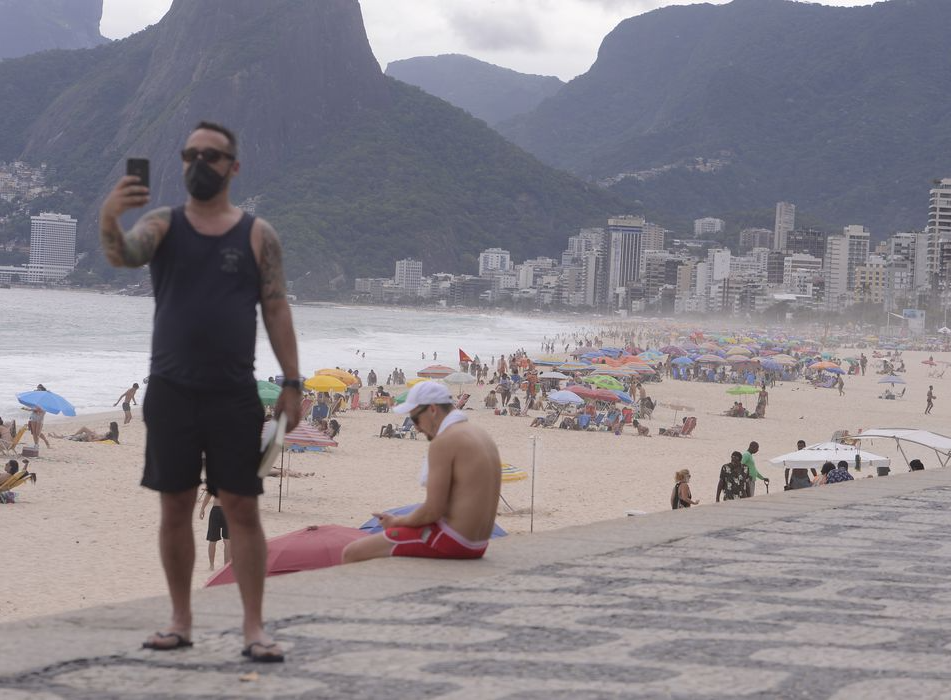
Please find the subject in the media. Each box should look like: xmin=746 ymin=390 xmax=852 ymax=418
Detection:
xmin=878 ymin=375 xmax=905 ymax=385
xmin=759 ymin=359 xmax=781 ymax=371
xmin=549 ymin=390 xmax=584 ymax=405
xmin=359 ymin=504 xmax=507 ymax=538
xmin=611 ymin=390 xmax=635 ymax=404
xmin=671 ymin=356 xmax=694 ymax=365
xmin=17 ymin=390 xmax=76 ymax=416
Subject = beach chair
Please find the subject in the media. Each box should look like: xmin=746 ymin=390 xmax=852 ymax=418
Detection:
xmin=576 ymin=414 xmax=591 ymax=430
xmin=2 ymin=426 xmax=28 ymax=456
xmin=299 ymin=397 xmax=315 ymax=423
xmin=660 ymin=416 xmax=696 ymax=437
xmin=312 ymin=402 xmax=330 ymax=420
xmin=456 ymin=393 xmax=471 ymax=410
xmin=599 ymin=411 xmax=619 ymax=431
xmin=591 ymin=412 xmax=605 ymax=428
xmin=394 ymin=417 xmax=416 ymax=439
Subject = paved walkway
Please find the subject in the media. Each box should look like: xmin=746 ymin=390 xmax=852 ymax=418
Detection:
xmin=3 ymin=469 xmax=951 ymax=699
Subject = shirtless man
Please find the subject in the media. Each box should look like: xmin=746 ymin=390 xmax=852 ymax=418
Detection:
xmin=342 ymin=381 xmax=501 ymax=562
xmin=113 ymin=383 xmax=140 ymax=424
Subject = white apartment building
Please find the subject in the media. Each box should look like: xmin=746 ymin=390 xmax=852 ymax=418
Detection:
xmin=693 ymin=217 xmax=724 ymax=237
xmin=394 ymin=258 xmax=422 ymax=296
xmin=478 ymin=247 xmax=512 ymax=276
xmin=774 ymin=201 xmax=796 ymax=251
xmin=927 ymin=179 xmax=951 ymax=288
xmin=28 ymin=212 xmax=77 ymax=282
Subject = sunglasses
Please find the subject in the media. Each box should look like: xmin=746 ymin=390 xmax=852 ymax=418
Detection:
xmin=410 ymin=405 xmax=429 ymax=426
xmin=180 ymin=147 xmax=236 ymax=164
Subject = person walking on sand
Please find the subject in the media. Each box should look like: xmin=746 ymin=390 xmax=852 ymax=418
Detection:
xmin=199 ymin=488 xmax=231 ymax=570
xmin=741 ymin=441 xmax=769 ymax=496
xmin=716 ymin=451 xmax=750 ymax=502
xmin=99 ymin=121 xmax=301 ymax=663
xmin=926 ymin=385 xmax=936 ymax=414
xmin=342 ymin=381 xmax=501 ymax=563
xmin=113 ymin=383 xmax=140 ymax=424
xmin=836 ymin=375 xmax=845 ymax=396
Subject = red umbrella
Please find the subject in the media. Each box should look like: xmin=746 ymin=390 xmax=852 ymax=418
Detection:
xmin=567 ymin=385 xmax=619 ymax=402
xmin=205 ymin=525 xmax=367 ymax=587
xmin=417 ymin=364 xmax=454 ymax=378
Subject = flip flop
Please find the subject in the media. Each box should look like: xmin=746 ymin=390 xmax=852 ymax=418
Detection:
xmin=142 ymin=631 xmax=193 ymax=651
xmin=242 ymin=641 xmax=285 ymax=663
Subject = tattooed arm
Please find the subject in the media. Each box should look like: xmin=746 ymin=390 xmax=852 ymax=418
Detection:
xmin=254 ymin=218 xmax=301 ymax=431
xmin=99 ymin=176 xmax=170 ymax=267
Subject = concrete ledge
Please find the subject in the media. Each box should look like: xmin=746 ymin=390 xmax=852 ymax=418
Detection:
xmin=2 ymin=469 xmax=949 ymax=698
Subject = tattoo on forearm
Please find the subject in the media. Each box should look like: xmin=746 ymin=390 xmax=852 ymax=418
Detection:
xmin=259 ymin=222 xmax=288 ymax=301
xmin=100 ymin=208 xmax=169 ymax=268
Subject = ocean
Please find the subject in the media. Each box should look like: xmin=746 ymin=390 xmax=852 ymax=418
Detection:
xmin=0 ymin=288 xmax=579 ymax=421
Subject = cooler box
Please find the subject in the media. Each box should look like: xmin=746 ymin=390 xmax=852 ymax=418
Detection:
xmin=21 ymin=445 xmax=39 ymax=458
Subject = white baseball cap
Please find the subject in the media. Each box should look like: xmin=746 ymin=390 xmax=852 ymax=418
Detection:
xmin=394 ymin=381 xmax=453 ymax=414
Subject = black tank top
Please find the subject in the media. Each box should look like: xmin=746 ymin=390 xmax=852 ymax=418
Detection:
xmin=149 ymin=206 xmax=260 ymax=389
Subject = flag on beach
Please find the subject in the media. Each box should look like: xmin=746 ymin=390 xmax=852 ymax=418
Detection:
xmin=459 ymin=348 xmax=473 ymax=363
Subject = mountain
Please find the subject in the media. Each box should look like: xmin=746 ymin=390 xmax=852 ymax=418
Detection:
xmin=0 ymin=0 xmax=619 ymax=296
xmin=385 ymin=54 xmax=564 ymax=126
xmin=498 ymin=0 xmax=951 ymax=236
xmin=0 ymin=0 xmax=108 ymax=59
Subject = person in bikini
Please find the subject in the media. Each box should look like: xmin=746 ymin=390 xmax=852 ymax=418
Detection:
xmin=342 ymin=381 xmax=501 ymax=562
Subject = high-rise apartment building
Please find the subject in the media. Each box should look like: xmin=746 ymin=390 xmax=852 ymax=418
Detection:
xmin=478 ymin=247 xmax=511 ymax=276
xmin=739 ymin=228 xmax=772 ymax=251
xmin=394 ymin=258 xmax=422 ymax=296
xmin=693 ymin=217 xmax=724 ymax=238
xmin=773 ymin=201 xmax=796 ymax=251
xmin=785 ymin=228 xmax=828 ymax=259
xmin=607 ymin=216 xmax=646 ymax=307
xmin=927 ymin=178 xmax=951 ymax=289
xmin=29 ymin=212 xmax=76 ymax=282
xmin=823 ymin=225 xmax=869 ymax=307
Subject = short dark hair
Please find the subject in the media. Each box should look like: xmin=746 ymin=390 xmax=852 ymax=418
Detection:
xmin=193 ymin=121 xmax=237 ymax=154
xmin=133 ymin=383 xmax=139 ymax=389
xmin=821 ymin=461 xmax=836 ymax=475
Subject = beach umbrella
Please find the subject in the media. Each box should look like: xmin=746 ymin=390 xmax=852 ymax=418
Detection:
xmin=657 ymin=401 xmax=694 ymax=422
xmin=316 ymin=368 xmax=357 ymax=385
xmin=394 ymin=390 xmax=408 ymax=404
xmin=671 ymin=356 xmax=694 ymax=365
xmin=725 ymin=346 xmax=752 ymax=356
xmin=768 ymin=442 xmax=889 ymax=471
xmin=660 ymin=345 xmax=685 ymax=356
xmin=406 ymin=377 xmax=426 ymax=387
xmin=256 ymin=380 xmax=282 ymax=406
xmin=726 ymin=385 xmax=760 ymax=395
xmin=611 ymin=390 xmax=635 ymax=404
xmin=539 ymin=371 xmax=569 ymax=380
xmin=809 ymin=361 xmax=840 ymax=371
xmin=558 ymin=362 xmax=591 ymax=372
xmin=757 ymin=359 xmax=781 ymax=371
xmin=939 ymin=327 xmax=951 ymax=335
xmin=549 ymin=390 xmax=584 ymax=405
xmin=878 ymin=375 xmax=906 ymax=385
xmin=359 ymin=504 xmax=507 ymax=538
xmin=566 ymin=385 xmax=618 ymax=402
xmin=417 ymin=364 xmax=454 ymax=378
xmin=695 ymin=354 xmax=727 ymax=364
xmin=443 ymin=372 xmax=476 ymax=386
xmin=825 ymin=367 xmax=845 ymax=374
xmin=16 ymin=390 xmax=76 ymax=416
xmin=303 ymin=375 xmax=347 ymax=393
xmin=205 ymin=525 xmax=368 ymax=587
xmin=922 ymin=359 xmax=937 ymax=366
xmin=501 ymin=464 xmax=527 ymax=482
xmin=583 ymin=375 xmax=624 ymax=391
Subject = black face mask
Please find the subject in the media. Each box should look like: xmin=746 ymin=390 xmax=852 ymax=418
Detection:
xmin=185 ymin=159 xmax=227 ymax=201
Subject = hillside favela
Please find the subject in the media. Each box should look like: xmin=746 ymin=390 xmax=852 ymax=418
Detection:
xmin=3 ymin=1 xmax=951 ymax=698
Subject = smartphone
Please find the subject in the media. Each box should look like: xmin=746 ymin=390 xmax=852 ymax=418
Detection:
xmin=126 ymin=158 xmax=150 ymax=188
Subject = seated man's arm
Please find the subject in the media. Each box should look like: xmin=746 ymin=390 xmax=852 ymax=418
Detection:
xmin=389 ymin=440 xmax=453 ymax=527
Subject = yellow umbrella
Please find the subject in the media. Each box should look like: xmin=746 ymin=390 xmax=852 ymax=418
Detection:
xmin=501 ymin=463 xmax=527 ymax=482
xmin=304 ymin=375 xmax=347 ymax=392
xmin=406 ymin=377 xmax=427 ymax=387
xmin=316 ymin=368 xmax=356 ymax=385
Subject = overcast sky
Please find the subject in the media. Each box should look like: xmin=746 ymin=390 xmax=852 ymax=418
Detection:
xmin=100 ymin=0 xmax=881 ymax=81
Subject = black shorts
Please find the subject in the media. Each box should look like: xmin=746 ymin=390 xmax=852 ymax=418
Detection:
xmin=141 ymin=375 xmax=264 ymax=496
xmin=206 ymin=505 xmax=229 ymax=541
xmin=122 ymin=402 xmax=131 ymax=411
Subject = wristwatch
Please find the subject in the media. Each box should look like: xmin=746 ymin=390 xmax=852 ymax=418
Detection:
xmin=282 ymin=378 xmax=303 ymax=391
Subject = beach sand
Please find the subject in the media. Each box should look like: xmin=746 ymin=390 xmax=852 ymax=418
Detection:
xmin=2 ymin=348 xmax=945 ymax=622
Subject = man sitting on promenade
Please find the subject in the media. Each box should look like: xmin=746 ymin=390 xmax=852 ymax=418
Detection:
xmin=343 ymin=381 xmax=501 ymax=562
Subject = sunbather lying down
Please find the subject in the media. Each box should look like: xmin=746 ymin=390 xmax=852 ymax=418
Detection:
xmin=266 ymin=467 xmax=314 ymax=478
xmin=51 ymin=422 xmax=120 ymax=443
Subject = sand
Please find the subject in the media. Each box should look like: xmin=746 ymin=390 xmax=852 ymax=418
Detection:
xmin=2 ymin=347 xmax=945 ymax=622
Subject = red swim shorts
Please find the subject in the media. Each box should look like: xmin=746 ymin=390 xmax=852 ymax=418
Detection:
xmin=384 ymin=520 xmax=488 ymax=559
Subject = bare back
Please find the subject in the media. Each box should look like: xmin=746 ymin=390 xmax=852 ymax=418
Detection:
xmin=430 ymin=422 xmax=501 ymax=542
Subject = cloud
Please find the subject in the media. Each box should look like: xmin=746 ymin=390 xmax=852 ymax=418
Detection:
xmin=444 ymin=7 xmax=546 ymax=52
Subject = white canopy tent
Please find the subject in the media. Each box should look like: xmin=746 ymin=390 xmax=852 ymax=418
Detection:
xmin=854 ymin=428 xmax=951 ymax=468
xmin=768 ymin=442 xmax=890 ymax=471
